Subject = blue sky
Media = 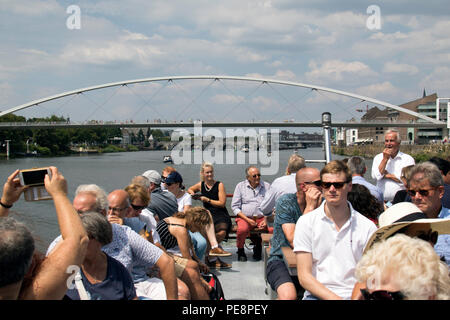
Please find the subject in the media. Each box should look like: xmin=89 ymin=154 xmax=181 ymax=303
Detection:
xmin=1 ymin=0 xmax=449 ymax=125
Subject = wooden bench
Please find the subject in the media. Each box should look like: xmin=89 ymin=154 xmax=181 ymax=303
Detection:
xmin=281 ymin=246 xmax=297 ymax=276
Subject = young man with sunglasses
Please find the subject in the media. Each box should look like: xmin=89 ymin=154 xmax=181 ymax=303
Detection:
xmin=371 ymin=130 xmax=415 ymax=203
xmin=266 ymin=167 xmax=322 ymax=300
xmin=293 ymin=160 xmax=377 ymax=300
xmin=409 ymin=162 xmax=450 ymax=265
xmin=231 ymin=166 xmax=271 ymax=262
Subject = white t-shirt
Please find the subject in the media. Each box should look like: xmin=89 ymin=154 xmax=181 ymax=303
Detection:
xmin=293 ymin=201 xmax=377 ymax=300
xmin=139 ymin=209 xmax=161 ymax=244
xmin=176 ymin=192 xmax=192 ymax=213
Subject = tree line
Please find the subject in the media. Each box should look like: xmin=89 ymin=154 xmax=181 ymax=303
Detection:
xmin=0 ymin=114 xmax=168 ymax=156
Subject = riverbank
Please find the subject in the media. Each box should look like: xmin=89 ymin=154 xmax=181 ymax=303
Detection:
xmin=332 ymin=144 xmax=450 ymax=162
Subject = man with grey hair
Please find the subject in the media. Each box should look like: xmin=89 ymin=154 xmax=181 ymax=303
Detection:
xmin=231 ymin=166 xmax=271 ymax=261
xmin=409 ymin=162 xmax=450 ymax=265
xmin=348 ymin=156 xmax=383 ymax=203
xmin=259 ymin=154 xmax=306 ymax=216
xmin=371 ymin=129 xmax=415 ymax=203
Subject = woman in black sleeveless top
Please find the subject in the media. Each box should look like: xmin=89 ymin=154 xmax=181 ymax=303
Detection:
xmin=188 ymin=163 xmax=232 ymax=269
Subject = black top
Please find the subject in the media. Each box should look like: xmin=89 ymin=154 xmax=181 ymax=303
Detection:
xmin=156 ymin=219 xmax=185 ymax=250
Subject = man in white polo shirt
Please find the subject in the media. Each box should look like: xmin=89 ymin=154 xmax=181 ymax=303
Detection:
xmin=293 ymin=160 xmax=377 ymax=300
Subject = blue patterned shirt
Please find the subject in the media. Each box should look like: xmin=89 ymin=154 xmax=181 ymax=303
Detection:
xmin=267 ymin=193 xmax=302 ymax=264
xmin=435 ymin=206 xmax=450 ymax=266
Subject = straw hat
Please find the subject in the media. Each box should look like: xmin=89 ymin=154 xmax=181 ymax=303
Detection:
xmin=364 ymin=202 xmax=450 ymax=253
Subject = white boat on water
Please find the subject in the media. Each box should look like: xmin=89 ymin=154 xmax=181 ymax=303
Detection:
xmin=163 ymin=155 xmax=173 ymax=163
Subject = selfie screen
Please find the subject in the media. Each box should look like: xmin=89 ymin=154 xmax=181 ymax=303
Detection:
xmin=22 ymin=170 xmax=47 ymax=185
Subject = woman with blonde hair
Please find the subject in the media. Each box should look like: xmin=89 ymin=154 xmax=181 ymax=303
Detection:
xmin=156 ymin=207 xmax=214 ymax=300
xmin=355 ymin=234 xmax=450 ymax=300
xmin=188 ymin=162 xmax=232 ymax=269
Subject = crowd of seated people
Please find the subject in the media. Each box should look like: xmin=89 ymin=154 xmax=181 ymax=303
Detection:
xmin=1 ymin=156 xmax=450 ymax=301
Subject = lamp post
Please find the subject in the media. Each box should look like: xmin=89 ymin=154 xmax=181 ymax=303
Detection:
xmin=5 ymin=139 xmax=11 ymax=159
xmin=322 ymin=112 xmax=332 ymax=164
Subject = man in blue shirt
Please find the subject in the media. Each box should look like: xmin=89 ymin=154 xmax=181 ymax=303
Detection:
xmin=409 ymin=162 xmax=450 ymax=265
xmin=266 ymin=167 xmax=322 ymax=299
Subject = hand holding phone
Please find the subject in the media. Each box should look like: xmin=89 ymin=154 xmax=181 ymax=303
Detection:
xmin=19 ymin=167 xmax=53 ymax=201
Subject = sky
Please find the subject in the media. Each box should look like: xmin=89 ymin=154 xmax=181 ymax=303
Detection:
xmin=1 ymin=0 xmax=449 ymax=127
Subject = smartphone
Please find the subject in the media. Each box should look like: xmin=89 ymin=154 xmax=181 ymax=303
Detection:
xmin=191 ymin=193 xmax=202 ymax=200
xmin=19 ymin=167 xmax=52 ymax=201
xmin=19 ymin=167 xmax=51 ymax=186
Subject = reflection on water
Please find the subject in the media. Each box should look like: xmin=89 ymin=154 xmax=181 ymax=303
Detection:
xmin=0 ymin=149 xmax=367 ymax=252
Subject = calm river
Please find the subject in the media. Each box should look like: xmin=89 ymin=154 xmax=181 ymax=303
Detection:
xmin=0 ymin=148 xmax=373 ymax=252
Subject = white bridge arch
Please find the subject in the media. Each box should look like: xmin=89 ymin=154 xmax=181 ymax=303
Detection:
xmin=0 ymin=75 xmax=444 ymax=125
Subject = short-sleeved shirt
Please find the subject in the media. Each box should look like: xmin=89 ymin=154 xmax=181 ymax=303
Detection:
xmin=435 ymin=206 xmax=450 ymax=266
xmin=293 ymin=201 xmax=377 ymax=299
xmin=259 ymin=173 xmax=297 ymax=216
xmin=176 ymin=192 xmax=192 ymax=212
xmin=148 ymin=187 xmax=178 ymax=220
xmin=65 ymin=254 xmax=136 ymax=300
xmin=231 ymin=180 xmax=271 ymax=218
xmin=267 ymin=193 xmax=302 ymax=264
xmin=47 ymin=224 xmax=163 ymax=284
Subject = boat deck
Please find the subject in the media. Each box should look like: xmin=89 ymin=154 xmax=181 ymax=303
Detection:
xmin=210 ymin=240 xmax=272 ymax=300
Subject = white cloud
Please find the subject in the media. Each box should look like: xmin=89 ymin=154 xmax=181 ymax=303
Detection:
xmin=305 ymin=60 xmax=378 ymax=83
xmin=420 ymin=67 xmax=450 ymax=97
xmin=383 ymin=62 xmax=419 ymax=75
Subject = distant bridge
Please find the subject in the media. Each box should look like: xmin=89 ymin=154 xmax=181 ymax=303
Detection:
xmin=0 ymin=120 xmax=445 ymax=130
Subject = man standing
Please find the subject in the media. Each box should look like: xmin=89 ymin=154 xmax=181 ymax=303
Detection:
xmin=348 ymin=156 xmax=383 ymax=203
xmin=409 ymin=162 xmax=450 ymax=265
xmin=266 ymin=167 xmax=322 ymax=300
xmin=231 ymin=166 xmax=270 ymax=262
xmin=371 ymin=129 xmax=415 ymax=203
xmin=294 ymin=160 xmax=377 ymax=300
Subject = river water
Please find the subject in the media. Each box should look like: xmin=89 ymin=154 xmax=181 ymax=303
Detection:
xmin=0 ymin=148 xmax=373 ymax=252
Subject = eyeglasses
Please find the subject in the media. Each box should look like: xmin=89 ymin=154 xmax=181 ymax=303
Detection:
xmin=131 ymin=204 xmax=147 ymax=211
xmin=108 ymin=206 xmax=127 ymax=212
xmin=407 ymin=188 xmax=437 ymax=197
xmin=304 ymin=180 xmax=322 ymax=187
xmin=416 ymin=230 xmax=439 ymax=244
xmin=360 ymin=289 xmax=405 ymax=300
xmin=252 ymin=174 xmax=261 ymax=178
xmin=321 ymin=181 xmax=350 ymax=189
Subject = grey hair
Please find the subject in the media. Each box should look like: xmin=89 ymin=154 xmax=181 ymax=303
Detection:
xmin=0 ymin=218 xmax=35 ymax=287
xmin=385 ymin=129 xmax=401 ymax=142
xmin=79 ymin=212 xmax=113 ymax=246
xmin=410 ymin=162 xmax=444 ymax=187
xmin=75 ymin=184 xmax=108 ymax=212
xmin=130 ymin=175 xmax=151 ymax=190
xmin=245 ymin=166 xmax=259 ymax=178
xmin=347 ymin=156 xmax=366 ymax=175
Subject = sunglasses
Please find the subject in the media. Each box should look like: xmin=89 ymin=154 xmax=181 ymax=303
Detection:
xmin=251 ymin=174 xmax=261 ymax=178
xmin=131 ymin=204 xmax=147 ymax=211
xmin=407 ymin=188 xmax=436 ymax=197
xmin=360 ymin=289 xmax=405 ymax=300
xmin=321 ymin=181 xmax=350 ymax=189
xmin=416 ymin=230 xmax=439 ymax=244
xmin=304 ymin=180 xmax=322 ymax=187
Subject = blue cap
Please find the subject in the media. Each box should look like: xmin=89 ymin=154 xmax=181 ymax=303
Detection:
xmin=165 ymin=171 xmax=183 ymax=184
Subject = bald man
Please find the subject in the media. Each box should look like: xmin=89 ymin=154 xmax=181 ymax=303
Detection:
xmin=266 ymin=167 xmax=322 ymax=300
